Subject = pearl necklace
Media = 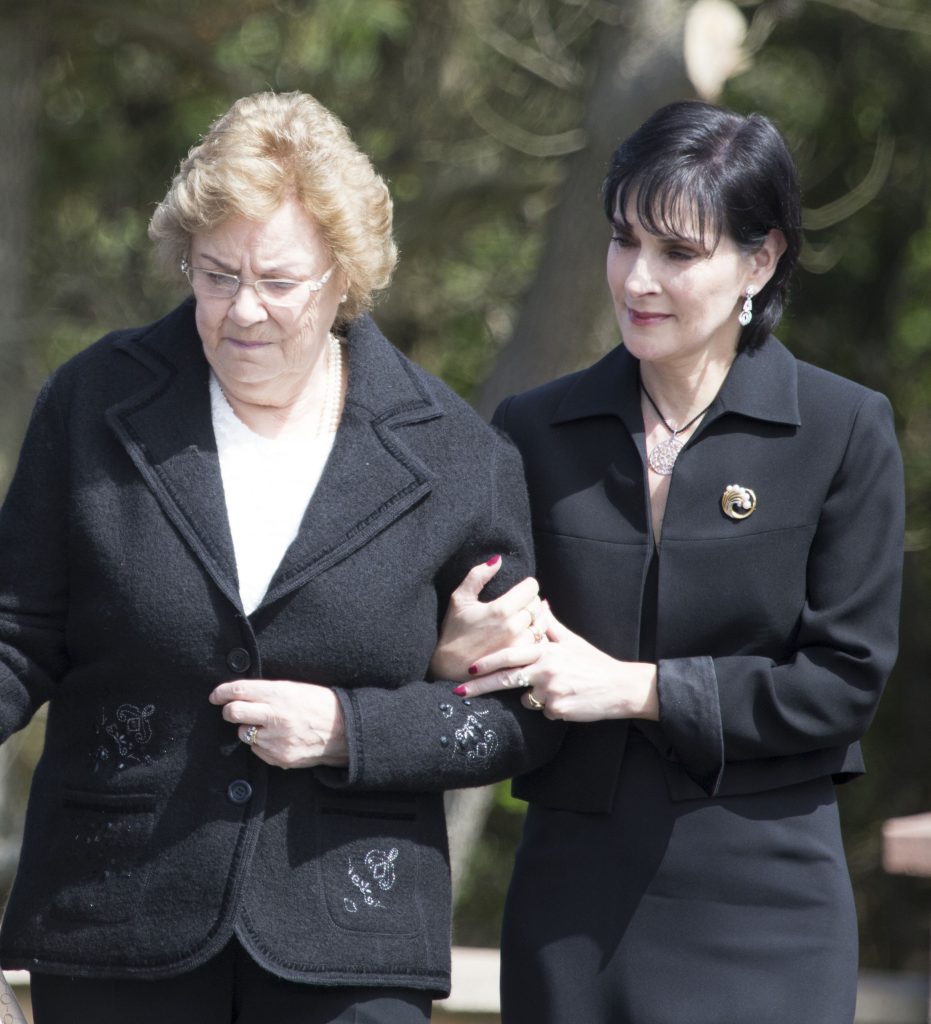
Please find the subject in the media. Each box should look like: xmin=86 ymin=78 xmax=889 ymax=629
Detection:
xmin=320 ymin=333 xmax=344 ymax=436
xmin=215 ymin=333 xmax=344 ymax=439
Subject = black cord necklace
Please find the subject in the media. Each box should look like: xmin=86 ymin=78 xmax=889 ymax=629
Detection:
xmin=640 ymin=380 xmax=714 ymax=476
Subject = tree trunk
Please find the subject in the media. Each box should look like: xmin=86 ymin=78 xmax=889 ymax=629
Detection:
xmin=476 ymin=0 xmax=694 ymax=417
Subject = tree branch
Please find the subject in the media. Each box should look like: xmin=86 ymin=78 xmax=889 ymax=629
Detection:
xmin=809 ymin=0 xmax=931 ymax=35
xmin=467 ymin=98 xmax=587 ymax=156
xmin=465 ymin=0 xmax=581 ymax=87
xmin=802 ymin=126 xmax=895 ymax=230
xmin=528 ymin=0 xmax=575 ymax=64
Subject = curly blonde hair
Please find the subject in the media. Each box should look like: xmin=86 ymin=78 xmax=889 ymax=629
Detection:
xmin=148 ymin=91 xmax=397 ymax=324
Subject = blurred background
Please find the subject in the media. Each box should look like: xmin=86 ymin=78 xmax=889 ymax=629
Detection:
xmin=1 ymin=0 xmax=931 ymax=993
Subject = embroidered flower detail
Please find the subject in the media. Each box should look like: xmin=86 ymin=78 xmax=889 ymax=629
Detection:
xmin=365 ymin=847 xmax=399 ymax=891
xmin=454 ymin=710 xmax=498 ymax=762
xmin=345 ymin=847 xmax=400 ymax=913
xmin=93 ymin=703 xmax=157 ymax=772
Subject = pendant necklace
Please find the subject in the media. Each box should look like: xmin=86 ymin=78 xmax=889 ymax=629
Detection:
xmin=640 ymin=379 xmax=714 ymax=476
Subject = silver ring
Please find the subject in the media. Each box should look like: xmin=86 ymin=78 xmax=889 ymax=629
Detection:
xmin=513 ymin=671 xmax=529 ymax=689
xmin=526 ymin=692 xmax=545 ymax=711
xmin=243 ymin=725 xmax=259 ymax=747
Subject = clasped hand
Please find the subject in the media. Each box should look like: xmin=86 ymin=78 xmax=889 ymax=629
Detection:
xmin=209 ymin=679 xmax=348 ymax=769
xmin=433 ymin=557 xmax=659 ymax=723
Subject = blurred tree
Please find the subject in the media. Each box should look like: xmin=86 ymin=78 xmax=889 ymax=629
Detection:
xmin=474 ymin=0 xmax=693 ymax=416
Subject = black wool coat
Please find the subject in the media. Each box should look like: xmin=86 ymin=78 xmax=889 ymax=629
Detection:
xmin=495 ymin=337 xmax=904 ymax=810
xmin=0 ymin=301 xmax=563 ymax=992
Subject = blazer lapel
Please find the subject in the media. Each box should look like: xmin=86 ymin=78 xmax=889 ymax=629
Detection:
xmin=260 ymin=316 xmax=441 ymax=607
xmin=106 ymin=301 xmax=242 ymax=608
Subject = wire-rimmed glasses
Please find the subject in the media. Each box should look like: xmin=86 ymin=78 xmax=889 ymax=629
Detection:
xmin=180 ymin=257 xmax=334 ymax=308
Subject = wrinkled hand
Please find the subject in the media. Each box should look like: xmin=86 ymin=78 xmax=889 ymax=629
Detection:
xmin=209 ymin=679 xmax=348 ymax=769
xmin=453 ymin=611 xmax=659 ymax=723
xmin=429 ymin=556 xmax=549 ymax=682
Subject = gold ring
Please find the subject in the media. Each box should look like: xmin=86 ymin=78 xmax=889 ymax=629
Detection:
xmin=244 ymin=725 xmax=259 ymax=747
xmin=526 ymin=693 xmax=545 ymax=711
xmin=530 ymin=626 xmax=544 ymax=643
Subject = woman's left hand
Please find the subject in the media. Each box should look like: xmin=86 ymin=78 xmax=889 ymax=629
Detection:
xmin=209 ymin=680 xmax=348 ymax=769
xmin=455 ymin=611 xmax=659 ymax=723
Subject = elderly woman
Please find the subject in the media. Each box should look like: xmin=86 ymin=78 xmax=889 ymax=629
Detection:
xmin=0 ymin=91 xmax=558 ymax=1024
xmin=436 ymin=101 xmax=904 ymax=1023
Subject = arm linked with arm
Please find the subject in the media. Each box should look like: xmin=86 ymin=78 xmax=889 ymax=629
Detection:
xmin=316 ymin=431 xmax=566 ymax=792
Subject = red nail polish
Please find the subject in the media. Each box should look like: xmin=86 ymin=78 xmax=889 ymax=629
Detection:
xmin=453 ymin=685 xmax=468 ymax=696
xmin=468 ymin=664 xmax=478 ymax=675
xmin=486 ymin=554 xmax=501 ymax=566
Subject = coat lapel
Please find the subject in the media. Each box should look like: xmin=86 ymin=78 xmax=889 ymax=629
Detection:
xmin=261 ymin=316 xmax=441 ymax=607
xmin=105 ymin=301 xmax=242 ymax=608
xmin=105 ymin=304 xmax=442 ymax=613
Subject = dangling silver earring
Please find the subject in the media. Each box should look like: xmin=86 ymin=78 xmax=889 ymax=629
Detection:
xmin=738 ymin=286 xmax=755 ymax=327
xmin=340 ymin=293 xmax=348 ymax=303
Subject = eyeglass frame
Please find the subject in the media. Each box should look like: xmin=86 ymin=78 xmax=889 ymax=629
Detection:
xmin=180 ymin=257 xmax=335 ymax=307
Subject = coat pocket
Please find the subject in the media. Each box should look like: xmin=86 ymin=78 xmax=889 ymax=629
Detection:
xmin=317 ymin=798 xmax=423 ymax=937
xmin=46 ymin=789 xmax=157 ymax=924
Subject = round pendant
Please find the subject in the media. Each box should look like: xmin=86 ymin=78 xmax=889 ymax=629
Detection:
xmin=648 ymin=436 xmax=682 ymax=476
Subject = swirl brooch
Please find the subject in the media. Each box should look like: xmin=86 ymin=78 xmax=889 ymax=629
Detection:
xmin=721 ymin=484 xmax=756 ymax=521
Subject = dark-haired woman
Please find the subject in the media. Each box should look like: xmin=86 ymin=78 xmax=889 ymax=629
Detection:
xmin=434 ymin=101 xmax=904 ymax=1023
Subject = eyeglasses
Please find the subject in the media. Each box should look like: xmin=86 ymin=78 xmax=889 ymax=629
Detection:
xmin=180 ymin=258 xmax=334 ymax=308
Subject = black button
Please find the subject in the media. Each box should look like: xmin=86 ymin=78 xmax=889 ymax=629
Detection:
xmin=227 ymin=779 xmax=253 ymax=805
xmin=227 ymin=648 xmax=251 ymax=673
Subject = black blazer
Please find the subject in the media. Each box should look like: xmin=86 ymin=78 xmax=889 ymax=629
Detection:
xmin=0 ymin=301 xmax=562 ymax=990
xmin=495 ymin=338 xmax=904 ymax=811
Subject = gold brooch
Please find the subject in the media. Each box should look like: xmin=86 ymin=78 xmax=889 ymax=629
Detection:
xmin=721 ymin=484 xmax=756 ymax=521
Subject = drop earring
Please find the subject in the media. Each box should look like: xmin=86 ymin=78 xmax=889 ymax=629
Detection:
xmin=738 ymin=286 xmax=755 ymax=327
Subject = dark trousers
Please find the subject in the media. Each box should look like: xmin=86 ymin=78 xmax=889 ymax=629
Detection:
xmin=30 ymin=939 xmax=433 ymax=1024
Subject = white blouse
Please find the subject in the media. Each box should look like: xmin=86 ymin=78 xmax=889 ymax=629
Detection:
xmin=209 ymin=373 xmax=336 ymax=615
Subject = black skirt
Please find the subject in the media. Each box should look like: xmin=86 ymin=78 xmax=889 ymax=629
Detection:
xmin=500 ymin=735 xmax=857 ymax=1024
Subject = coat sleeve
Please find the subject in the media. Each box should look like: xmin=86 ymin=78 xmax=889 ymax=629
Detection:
xmin=656 ymin=390 xmax=904 ymax=795
xmin=0 ymin=375 xmax=71 ymax=743
xmin=316 ymin=431 xmax=566 ymax=792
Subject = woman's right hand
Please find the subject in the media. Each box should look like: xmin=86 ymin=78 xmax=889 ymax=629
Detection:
xmin=428 ymin=556 xmax=547 ymax=682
